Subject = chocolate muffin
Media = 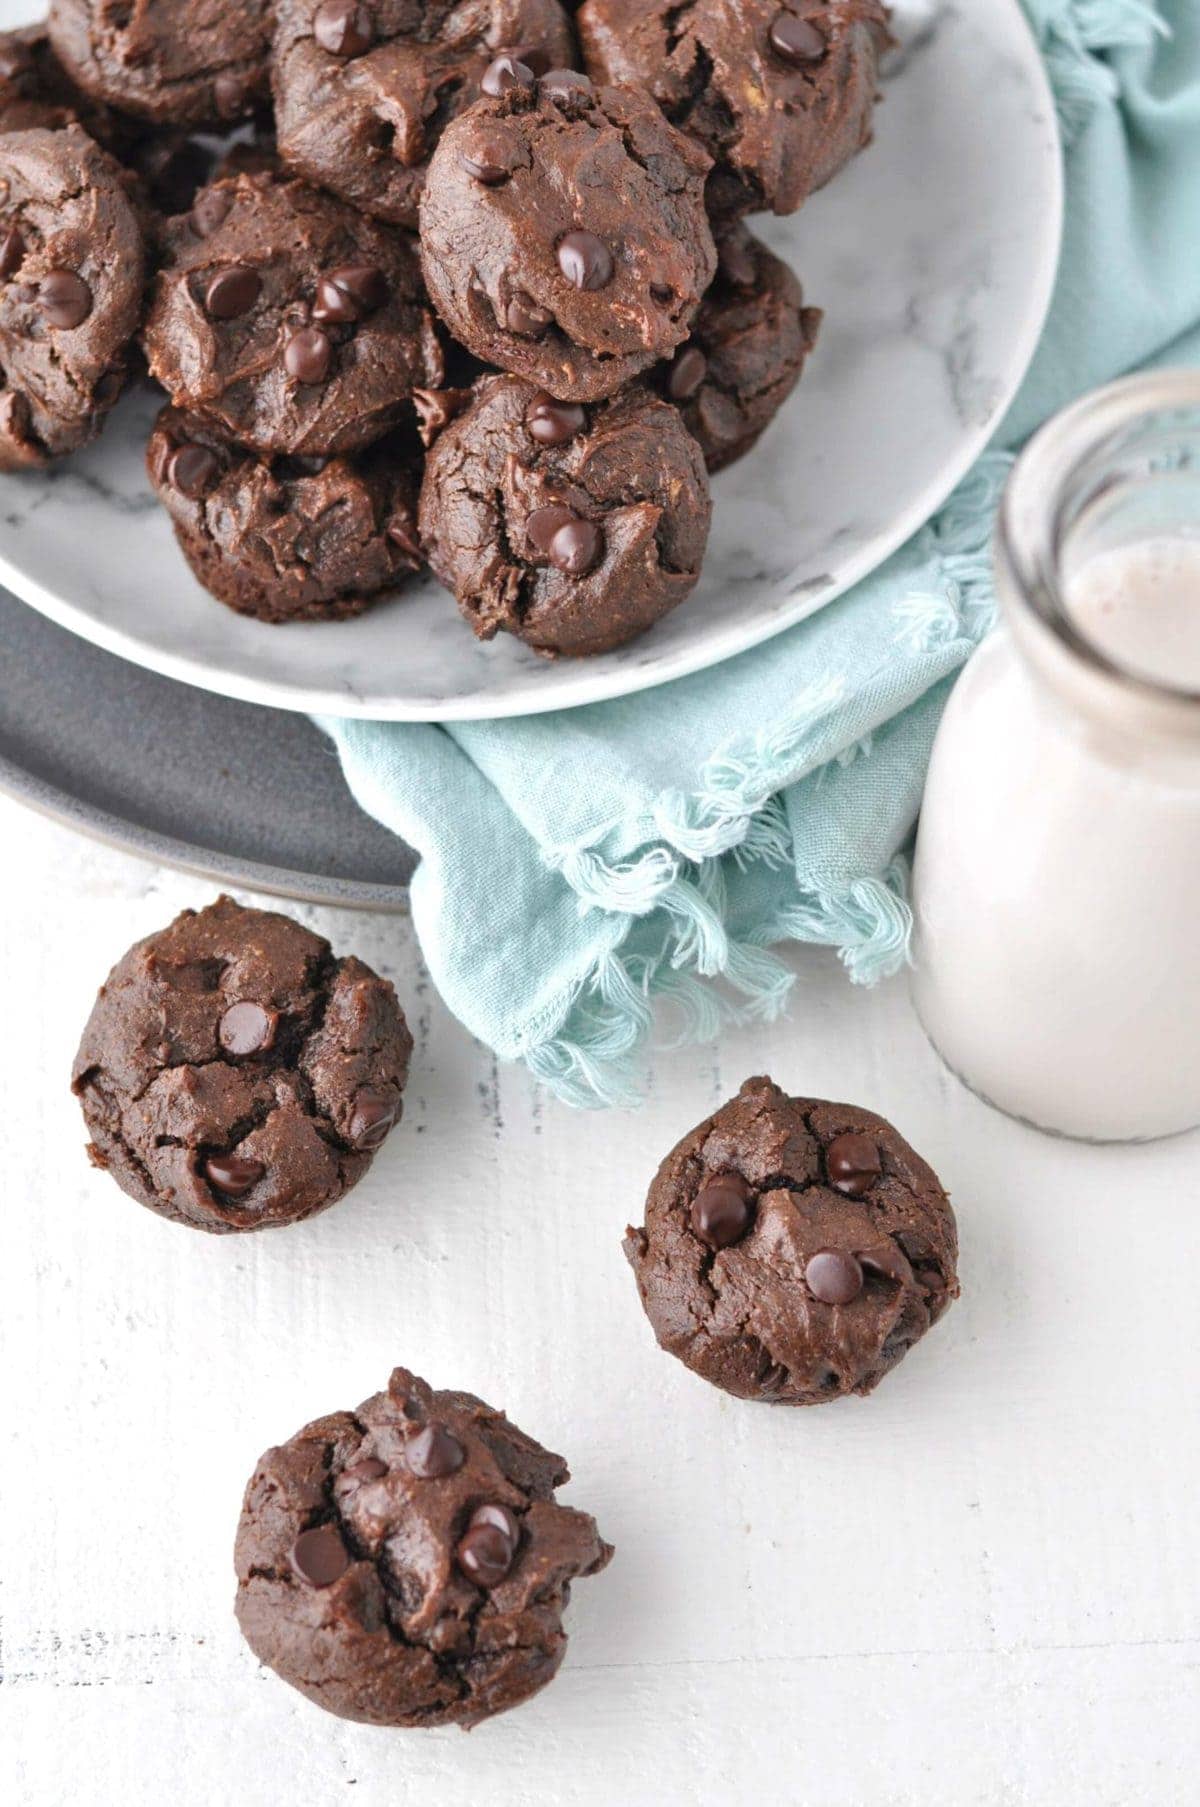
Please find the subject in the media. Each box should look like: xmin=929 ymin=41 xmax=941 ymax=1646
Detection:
xmin=48 ymin=0 xmax=273 ymax=127
xmin=419 ymin=372 xmax=712 ymax=656
xmin=419 ymin=67 xmax=716 ymax=401
xmin=72 ymin=897 xmax=413 ymax=1234
xmin=577 ymin=0 xmax=891 ymax=217
xmin=147 ymin=406 xmax=424 ymax=622
xmin=625 ymin=1077 xmax=959 ymax=1405
xmin=234 ymin=1365 xmax=613 ymax=1727
xmin=0 ymin=125 xmax=143 ymax=469
xmin=660 ymin=223 xmax=821 ymax=473
xmin=272 ymin=0 xmax=577 ymax=229
xmin=143 ymin=173 xmax=444 ymax=457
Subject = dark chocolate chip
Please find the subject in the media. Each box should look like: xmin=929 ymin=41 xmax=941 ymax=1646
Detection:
xmin=343 ymin=1456 xmax=388 ymax=1482
xmin=218 ymin=1000 xmax=276 ymax=1057
xmin=526 ymin=503 xmax=577 ymax=554
xmin=0 ymin=227 xmax=24 ymax=279
xmin=540 ymin=68 xmax=593 ymax=105
xmin=825 ymin=1132 xmax=882 ymax=1197
xmin=461 ymin=150 xmax=510 ymax=185
xmin=456 ymin=1507 xmax=519 ymax=1587
xmin=38 ymin=269 xmax=91 ymax=329
xmin=93 ymin=368 xmax=123 ymax=406
xmin=526 ymin=392 xmax=585 ymax=446
xmin=386 ymin=517 xmax=422 ymax=563
xmin=718 ymin=233 xmax=758 ymax=289
xmin=168 ymin=442 xmax=219 ymax=499
xmin=289 ymin=1524 xmax=350 ymax=1587
xmin=405 ymin=1422 xmax=465 ymax=1479
xmin=481 ymin=54 xmax=536 ymax=97
xmin=769 ymin=12 xmax=827 ymax=65
xmin=857 ymin=1244 xmax=911 ymax=1283
xmin=469 ymin=1502 xmax=519 ymax=1539
xmin=690 ymin=1173 xmax=755 ymax=1249
xmin=190 ymin=188 xmax=233 ymax=238
xmin=312 ymin=263 xmax=388 ymax=323
xmin=205 ymin=265 xmax=260 ymax=319
xmin=203 ymin=1153 xmax=265 ymax=1197
xmin=805 ymin=1249 xmax=864 ymax=1305
xmin=284 ymin=326 xmax=333 ymax=384
xmin=493 ymin=41 xmax=552 ymax=76
xmin=557 ymin=230 xmax=613 ymax=291
xmin=313 ymin=0 xmax=375 ymax=58
xmin=504 ymin=291 xmax=552 ymax=336
xmin=667 ymin=345 xmax=708 ymax=403
xmin=550 ymin=517 xmax=603 ymax=576
xmin=349 ymin=1086 xmax=397 ymax=1150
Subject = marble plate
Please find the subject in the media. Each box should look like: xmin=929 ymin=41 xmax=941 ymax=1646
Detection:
xmin=0 ymin=0 xmax=1060 ymax=722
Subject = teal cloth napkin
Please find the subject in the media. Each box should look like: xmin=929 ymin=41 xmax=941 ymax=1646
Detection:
xmin=324 ymin=0 xmax=1200 ymax=1106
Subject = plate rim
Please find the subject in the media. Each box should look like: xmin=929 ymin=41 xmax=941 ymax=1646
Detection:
xmin=0 ymin=0 xmax=1063 ymax=724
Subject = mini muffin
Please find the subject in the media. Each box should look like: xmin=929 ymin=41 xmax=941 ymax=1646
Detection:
xmin=72 ymin=897 xmax=413 ymax=1233
xmin=625 ymin=1076 xmax=959 ymax=1404
xmin=419 ymin=372 xmax=712 ymax=656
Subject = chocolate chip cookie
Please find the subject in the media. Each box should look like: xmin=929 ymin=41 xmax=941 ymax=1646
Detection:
xmin=272 ymin=0 xmax=577 ymax=229
xmin=660 ymin=223 xmax=821 ymax=473
xmin=0 ymin=23 xmax=92 ymax=133
xmin=234 ymin=1365 xmax=613 ymax=1727
xmin=578 ymin=0 xmax=891 ymax=218
xmin=147 ymin=406 xmax=424 ymax=621
xmin=419 ymin=69 xmax=716 ymax=401
xmin=143 ymin=172 xmax=444 ymax=457
xmin=0 ymin=125 xmax=143 ymax=469
xmin=72 ymin=896 xmax=413 ymax=1234
xmin=48 ymin=0 xmax=273 ymax=127
xmin=625 ymin=1077 xmax=959 ymax=1405
xmin=419 ymin=372 xmax=711 ymax=655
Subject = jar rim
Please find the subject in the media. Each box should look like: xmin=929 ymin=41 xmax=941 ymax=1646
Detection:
xmin=997 ymin=368 xmax=1200 ymax=715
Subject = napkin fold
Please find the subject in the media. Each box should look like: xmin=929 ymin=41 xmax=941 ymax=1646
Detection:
xmin=324 ymin=0 xmax=1200 ymax=1105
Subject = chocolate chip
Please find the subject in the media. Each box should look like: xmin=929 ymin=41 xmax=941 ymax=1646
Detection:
xmin=205 ymin=265 xmax=260 ymax=319
xmin=38 ymin=269 xmax=91 ymax=329
xmin=481 ymin=54 xmax=536 ymax=97
xmin=213 ymin=71 xmax=252 ymax=118
xmin=313 ymin=0 xmax=375 ymax=58
xmin=312 ymin=263 xmax=388 ymax=323
xmin=526 ymin=503 xmax=577 ymax=554
xmin=343 ymin=1456 xmax=387 ymax=1482
xmin=0 ymin=227 xmax=24 ymax=279
xmin=549 ymin=517 xmax=603 ymax=576
xmin=805 ymin=1249 xmax=864 ymax=1306
xmin=349 ymin=1086 xmax=397 ymax=1150
xmin=557 ymin=230 xmax=613 ymax=291
xmin=493 ymin=41 xmax=552 ymax=76
xmin=190 ymin=188 xmax=233 ymax=238
xmin=456 ymin=1504 xmax=519 ymax=1587
xmin=858 ymin=1244 xmax=911 ymax=1284
xmin=540 ymin=69 xmax=593 ymax=105
xmin=218 ymin=1000 xmax=276 ymax=1057
xmin=284 ymin=326 xmax=333 ymax=384
xmin=203 ymin=1153 xmax=265 ymax=1197
xmin=94 ymin=368 xmax=123 ymax=407
xmin=769 ymin=12 xmax=827 ymax=65
xmin=504 ymin=291 xmax=552 ymax=336
xmin=690 ymin=1173 xmax=755 ymax=1249
xmin=168 ymin=442 xmax=219 ymax=499
xmin=405 ymin=1422 xmax=465 ymax=1479
xmin=461 ymin=150 xmax=510 ymax=185
xmin=667 ymin=345 xmax=708 ymax=403
xmin=825 ymin=1132 xmax=882 ymax=1197
xmin=290 ymin=1524 xmax=350 ymax=1587
xmin=386 ymin=517 xmax=422 ymax=563
xmin=719 ymin=233 xmax=758 ymax=289
xmin=526 ymin=392 xmax=585 ymax=446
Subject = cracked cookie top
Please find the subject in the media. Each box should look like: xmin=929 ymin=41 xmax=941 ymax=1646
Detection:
xmin=47 ymin=0 xmax=273 ymax=128
xmin=143 ymin=172 xmax=444 ymax=458
xmin=419 ymin=69 xmax=716 ymax=401
xmin=577 ymin=0 xmax=891 ymax=218
xmin=418 ymin=371 xmax=711 ymax=656
xmin=272 ymin=0 xmax=578 ymax=229
xmin=625 ymin=1076 xmax=959 ymax=1405
xmin=71 ymin=896 xmax=413 ymax=1233
xmin=233 ymin=1365 xmax=613 ymax=1727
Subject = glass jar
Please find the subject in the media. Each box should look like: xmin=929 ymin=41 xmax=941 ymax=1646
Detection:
xmin=911 ymin=371 xmax=1200 ymax=1141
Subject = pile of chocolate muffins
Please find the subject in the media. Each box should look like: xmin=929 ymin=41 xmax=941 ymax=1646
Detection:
xmin=0 ymin=1 xmax=890 ymax=657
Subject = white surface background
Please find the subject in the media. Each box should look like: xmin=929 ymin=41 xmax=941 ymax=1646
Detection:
xmin=3 ymin=797 xmax=1198 ymax=1806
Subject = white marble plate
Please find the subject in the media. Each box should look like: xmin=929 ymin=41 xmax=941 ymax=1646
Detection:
xmin=0 ymin=0 xmax=1060 ymax=721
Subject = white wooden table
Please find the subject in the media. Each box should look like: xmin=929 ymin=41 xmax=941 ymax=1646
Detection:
xmin=3 ymin=795 xmax=1198 ymax=1807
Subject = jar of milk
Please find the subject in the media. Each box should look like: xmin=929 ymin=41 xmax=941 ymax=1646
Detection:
xmin=912 ymin=371 xmax=1200 ymax=1141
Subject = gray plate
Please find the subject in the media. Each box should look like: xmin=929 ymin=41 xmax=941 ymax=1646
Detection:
xmin=0 ymin=588 xmax=414 ymax=908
